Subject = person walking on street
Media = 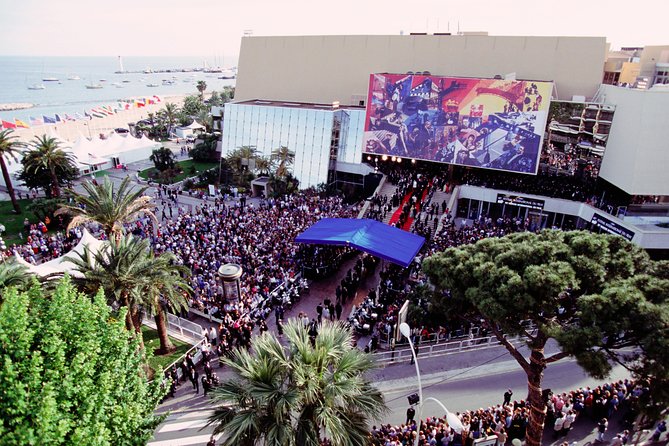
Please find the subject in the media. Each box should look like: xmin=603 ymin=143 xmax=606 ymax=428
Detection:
xmin=596 ymin=418 xmax=608 ymax=442
xmin=504 ymin=389 xmax=513 ymax=406
xmin=406 ymin=406 xmax=416 ymax=425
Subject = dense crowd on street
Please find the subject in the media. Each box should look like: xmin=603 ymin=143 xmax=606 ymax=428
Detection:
xmin=2 ymin=220 xmax=83 ymax=264
xmin=366 ymin=378 xmax=664 ymax=446
xmin=149 ymin=192 xmax=357 ymax=322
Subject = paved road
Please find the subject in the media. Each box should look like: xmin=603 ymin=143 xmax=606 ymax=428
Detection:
xmin=150 ymin=356 xmax=639 ymax=446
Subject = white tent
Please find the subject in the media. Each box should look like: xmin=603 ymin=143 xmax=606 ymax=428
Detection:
xmin=15 ymin=228 xmax=107 ymax=278
xmin=175 ymin=121 xmax=205 ymax=138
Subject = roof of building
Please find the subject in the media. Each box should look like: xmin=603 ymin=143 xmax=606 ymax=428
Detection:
xmin=234 ymin=99 xmax=365 ymax=110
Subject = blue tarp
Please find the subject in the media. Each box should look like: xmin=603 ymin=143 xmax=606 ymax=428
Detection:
xmin=295 ymin=218 xmax=425 ymax=268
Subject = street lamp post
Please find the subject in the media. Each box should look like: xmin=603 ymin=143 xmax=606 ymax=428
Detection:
xmin=400 ymin=322 xmax=423 ymax=446
xmin=400 ymin=323 xmax=464 ymax=446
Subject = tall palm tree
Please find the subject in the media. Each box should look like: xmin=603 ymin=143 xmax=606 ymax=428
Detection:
xmin=0 ymin=129 xmax=24 ymax=214
xmin=143 ymin=253 xmax=191 ymax=354
xmin=56 ymin=176 xmax=156 ymax=242
xmin=271 ymin=146 xmax=295 ymax=178
xmin=66 ymin=235 xmax=190 ymax=354
xmin=208 ymin=319 xmax=387 ymax=446
xmin=196 ymin=81 xmax=207 ymax=100
xmin=163 ymin=102 xmax=180 ymax=137
xmin=24 ymin=135 xmax=75 ymax=198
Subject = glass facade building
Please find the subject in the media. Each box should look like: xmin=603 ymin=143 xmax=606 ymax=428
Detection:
xmin=221 ymin=101 xmax=365 ymax=188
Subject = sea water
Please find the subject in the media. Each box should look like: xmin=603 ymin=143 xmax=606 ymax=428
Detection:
xmin=0 ymin=56 xmax=236 ymax=123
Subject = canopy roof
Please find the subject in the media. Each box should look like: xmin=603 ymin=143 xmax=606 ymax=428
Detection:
xmin=15 ymin=228 xmax=106 ymax=278
xmin=295 ymin=218 xmax=425 ymax=268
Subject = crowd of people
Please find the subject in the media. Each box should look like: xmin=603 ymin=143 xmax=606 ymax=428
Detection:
xmin=367 ymin=379 xmax=661 ymax=445
xmin=149 ymin=193 xmax=357 ymax=323
xmin=3 ymin=220 xmax=84 ymax=265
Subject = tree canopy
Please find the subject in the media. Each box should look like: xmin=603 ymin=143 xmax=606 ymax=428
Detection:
xmin=0 ymin=277 xmax=165 ymax=445
xmin=422 ymin=230 xmax=669 ymax=446
xmin=56 ymin=176 xmax=156 ymax=240
xmin=208 ymin=319 xmax=387 ymax=446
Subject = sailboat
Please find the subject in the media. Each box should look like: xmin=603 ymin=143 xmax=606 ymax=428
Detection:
xmin=28 ymin=83 xmax=46 ymax=90
xmin=67 ymin=74 xmax=81 ymax=80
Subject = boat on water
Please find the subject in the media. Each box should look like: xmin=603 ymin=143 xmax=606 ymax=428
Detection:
xmin=147 ymin=83 xmax=160 ymax=87
xmin=85 ymin=83 xmax=103 ymax=89
xmin=42 ymin=77 xmax=59 ymax=82
xmin=67 ymin=75 xmax=81 ymax=80
xmin=28 ymin=83 xmax=46 ymax=90
xmin=111 ymin=82 xmax=124 ymax=88
xmin=122 ymin=79 xmax=131 ymax=83
xmin=162 ymin=79 xmax=175 ymax=85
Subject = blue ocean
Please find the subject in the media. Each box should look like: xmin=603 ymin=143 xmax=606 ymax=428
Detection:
xmin=0 ymin=56 xmax=236 ymax=123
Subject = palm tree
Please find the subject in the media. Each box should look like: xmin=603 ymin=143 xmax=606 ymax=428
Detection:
xmin=196 ymin=109 xmax=213 ymax=133
xmin=196 ymin=80 xmax=207 ymax=100
xmin=208 ymin=319 xmax=387 ymax=446
xmin=271 ymin=146 xmax=295 ymax=178
xmin=143 ymin=253 xmax=191 ymax=354
xmin=23 ymin=135 xmax=75 ymax=198
xmin=163 ymin=102 xmax=180 ymax=137
xmin=0 ymin=259 xmax=32 ymax=299
xmin=66 ymin=235 xmax=190 ymax=354
xmin=254 ymin=156 xmax=273 ymax=176
xmin=227 ymin=145 xmax=258 ymax=175
xmin=0 ymin=129 xmax=24 ymax=214
xmin=55 ymin=176 xmax=156 ymax=242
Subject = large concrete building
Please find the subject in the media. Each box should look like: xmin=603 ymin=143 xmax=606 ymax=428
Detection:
xmin=221 ymin=33 xmax=669 ymax=251
xmin=235 ymin=35 xmax=607 ymax=105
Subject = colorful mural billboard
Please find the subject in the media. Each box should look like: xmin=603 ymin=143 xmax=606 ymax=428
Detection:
xmin=363 ymin=73 xmax=553 ymax=174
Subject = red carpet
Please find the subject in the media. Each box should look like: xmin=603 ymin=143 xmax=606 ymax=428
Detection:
xmin=388 ymin=189 xmax=413 ymax=226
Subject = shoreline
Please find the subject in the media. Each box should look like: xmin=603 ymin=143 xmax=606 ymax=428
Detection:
xmin=10 ymin=94 xmax=187 ymax=143
xmin=0 ymin=103 xmax=33 ymax=112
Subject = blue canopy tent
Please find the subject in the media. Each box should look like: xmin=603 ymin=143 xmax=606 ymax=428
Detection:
xmin=295 ymin=218 xmax=425 ymax=268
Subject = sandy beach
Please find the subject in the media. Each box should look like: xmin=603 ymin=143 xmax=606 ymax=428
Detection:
xmin=10 ymin=94 xmax=188 ymax=143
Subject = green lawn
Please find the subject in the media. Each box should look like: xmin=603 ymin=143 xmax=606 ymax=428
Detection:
xmin=142 ymin=326 xmax=192 ymax=374
xmin=0 ymin=198 xmax=42 ymax=245
xmin=138 ymin=159 xmax=218 ymax=184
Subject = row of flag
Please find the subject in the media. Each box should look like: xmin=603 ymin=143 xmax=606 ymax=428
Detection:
xmin=1 ymin=96 xmax=162 ymax=130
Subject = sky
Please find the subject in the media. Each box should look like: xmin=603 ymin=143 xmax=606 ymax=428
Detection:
xmin=1 ymin=0 xmax=667 ymax=60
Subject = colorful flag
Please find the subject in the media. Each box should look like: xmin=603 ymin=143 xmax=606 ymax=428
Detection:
xmin=14 ymin=118 xmax=30 ymax=128
xmin=1 ymin=120 xmax=17 ymax=129
xmin=84 ymin=111 xmax=93 ymax=120
xmin=153 ymin=95 xmax=162 ymax=102
xmin=54 ymin=114 xmax=63 ymax=122
xmin=43 ymin=115 xmax=56 ymax=124
xmin=74 ymin=112 xmax=86 ymax=120
xmin=91 ymin=110 xmax=105 ymax=118
xmin=30 ymin=116 xmax=44 ymax=126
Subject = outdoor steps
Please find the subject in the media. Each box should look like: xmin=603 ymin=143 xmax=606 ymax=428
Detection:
xmin=410 ymin=188 xmax=452 ymax=233
xmin=375 ymin=182 xmax=398 ymax=225
xmin=432 ymin=189 xmax=452 ymax=233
